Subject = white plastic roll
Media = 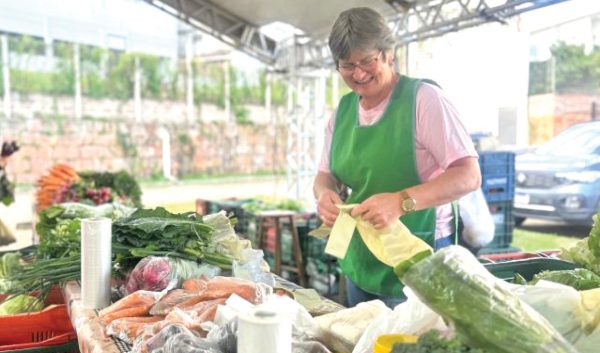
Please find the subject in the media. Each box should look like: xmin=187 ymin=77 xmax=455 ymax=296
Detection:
xmin=237 ymin=306 xmax=292 ymax=353
xmin=80 ymin=217 xmax=112 ymax=309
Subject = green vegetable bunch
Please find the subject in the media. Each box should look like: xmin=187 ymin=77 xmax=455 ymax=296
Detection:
xmin=112 ymin=207 xmax=233 ymax=270
xmin=529 ymin=268 xmax=600 ymax=291
xmin=392 ymin=330 xmax=488 ymax=353
xmin=396 ymin=246 xmax=578 ymax=353
xmin=561 ymin=212 xmax=600 ymax=275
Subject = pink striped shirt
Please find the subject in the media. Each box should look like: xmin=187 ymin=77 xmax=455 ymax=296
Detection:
xmin=319 ymin=82 xmax=477 ymax=238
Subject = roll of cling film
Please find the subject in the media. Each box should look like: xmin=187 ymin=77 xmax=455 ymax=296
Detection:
xmin=237 ymin=306 xmax=292 ymax=353
xmin=81 ymin=217 xmax=112 ymax=309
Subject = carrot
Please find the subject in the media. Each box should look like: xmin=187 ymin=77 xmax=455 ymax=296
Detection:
xmin=99 ymin=291 xmax=158 ymax=317
xmin=100 ymin=306 xmax=151 ymax=325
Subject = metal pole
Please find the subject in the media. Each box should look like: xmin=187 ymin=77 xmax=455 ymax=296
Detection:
xmin=224 ymin=60 xmax=231 ymax=122
xmin=265 ymin=71 xmax=272 ymax=123
xmin=1 ymin=35 xmax=10 ymax=119
xmin=134 ymin=56 xmax=142 ymax=122
xmin=186 ymin=34 xmax=195 ymax=123
xmin=74 ymin=43 xmax=82 ymax=119
xmin=592 ymin=101 xmax=597 ymax=121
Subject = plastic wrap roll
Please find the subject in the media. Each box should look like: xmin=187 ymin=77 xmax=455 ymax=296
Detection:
xmin=81 ymin=217 xmax=112 ymax=309
xmin=238 ymin=306 xmax=292 ymax=353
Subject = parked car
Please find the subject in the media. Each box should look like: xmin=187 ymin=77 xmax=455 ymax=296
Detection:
xmin=514 ymin=121 xmax=600 ymax=226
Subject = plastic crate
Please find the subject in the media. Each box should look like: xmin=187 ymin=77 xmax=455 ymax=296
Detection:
xmin=479 ymin=151 xmax=515 ymax=202
xmin=0 ymin=305 xmax=78 ymax=352
xmin=483 ymin=258 xmax=579 ymax=282
xmin=0 ymin=286 xmax=64 ymax=307
xmin=484 ymin=201 xmax=515 ymax=249
xmin=479 ymin=151 xmax=515 ymax=176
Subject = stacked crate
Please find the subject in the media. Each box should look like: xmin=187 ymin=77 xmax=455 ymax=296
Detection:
xmin=478 ymin=151 xmax=517 ymax=253
xmin=298 ymin=214 xmax=343 ymax=300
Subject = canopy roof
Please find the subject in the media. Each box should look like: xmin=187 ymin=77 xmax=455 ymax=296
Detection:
xmin=145 ymin=0 xmax=569 ymax=67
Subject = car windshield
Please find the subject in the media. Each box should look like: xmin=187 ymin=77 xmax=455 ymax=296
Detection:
xmin=536 ymin=123 xmax=600 ymax=156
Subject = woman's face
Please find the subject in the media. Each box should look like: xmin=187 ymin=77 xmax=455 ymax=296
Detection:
xmin=337 ymin=49 xmax=394 ymax=99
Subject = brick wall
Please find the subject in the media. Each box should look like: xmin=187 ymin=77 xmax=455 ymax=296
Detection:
xmin=528 ymin=93 xmax=599 ymax=145
xmin=1 ymin=116 xmax=288 ymax=184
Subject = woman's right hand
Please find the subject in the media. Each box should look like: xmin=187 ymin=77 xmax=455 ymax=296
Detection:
xmin=317 ymin=189 xmax=343 ymax=227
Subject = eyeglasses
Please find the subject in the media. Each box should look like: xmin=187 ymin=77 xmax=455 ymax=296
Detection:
xmin=337 ymin=51 xmax=383 ymax=74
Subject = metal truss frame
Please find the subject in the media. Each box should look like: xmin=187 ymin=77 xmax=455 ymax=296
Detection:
xmin=143 ymin=0 xmax=279 ymax=65
xmin=146 ymin=0 xmax=570 ymax=68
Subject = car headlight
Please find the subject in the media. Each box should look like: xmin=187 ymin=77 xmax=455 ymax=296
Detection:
xmin=555 ymin=171 xmax=600 ymax=183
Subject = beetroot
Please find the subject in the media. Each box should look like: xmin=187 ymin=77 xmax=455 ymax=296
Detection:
xmin=125 ymin=256 xmax=173 ymax=294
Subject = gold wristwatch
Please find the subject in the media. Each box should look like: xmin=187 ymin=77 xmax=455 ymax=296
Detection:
xmin=400 ymin=190 xmax=416 ymax=214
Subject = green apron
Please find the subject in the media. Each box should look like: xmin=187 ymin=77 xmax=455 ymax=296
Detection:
xmin=330 ymin=76 xmax=437 ymax=296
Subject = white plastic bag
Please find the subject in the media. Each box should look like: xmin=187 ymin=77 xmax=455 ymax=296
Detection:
xmin=459 ymin=188 xmax=495 ymax=247
xmin=352 ymin=288 xmax=447 ymax=353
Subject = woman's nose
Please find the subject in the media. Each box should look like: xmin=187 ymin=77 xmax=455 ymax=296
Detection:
xmin=352 ymin=66 xmax=368 ymax=80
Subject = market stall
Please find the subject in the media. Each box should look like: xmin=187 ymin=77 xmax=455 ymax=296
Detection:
xmin=2 ymin=163 xmax=600 ymax=353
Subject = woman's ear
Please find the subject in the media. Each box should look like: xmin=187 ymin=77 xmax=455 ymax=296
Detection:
xmin=384 ymin=50 xmax=394 ymax=66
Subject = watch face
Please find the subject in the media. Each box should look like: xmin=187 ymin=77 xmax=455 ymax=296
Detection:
xmin=402 ymin=198 xmax=415 ymax=212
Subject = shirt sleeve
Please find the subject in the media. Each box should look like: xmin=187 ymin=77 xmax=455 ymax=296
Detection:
xmin=317 ymin=109 xmax=337 ymax=173
xmin=415 ymin=83 xmax=478 ymax=171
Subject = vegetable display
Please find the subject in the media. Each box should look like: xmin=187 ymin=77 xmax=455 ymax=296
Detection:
xmin=395 ymin=246 xmax=578 ymax=353
xmin=0 ymin=141 xmax=19 ymax=206
xmin=561 ymin=212 xmax=600 ymax=275
xmin=35 ymin=165 xmax=142 ymax=211
xmin=529 ymin=268 xmax=600 ymax=291
xmin=392 ymin=330 xmax=488 ymax=353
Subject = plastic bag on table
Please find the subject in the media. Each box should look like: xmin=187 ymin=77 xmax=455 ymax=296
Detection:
xmin=132 ymin=323 xmax=196 ymax=353
xmin=458 ymin=188 xmax=495 ymax=248
xmin=106 ymin=316 xmax=164 ymax=344
xmin=180 ymin=276 xmax=272 ymax=305
xmin=352 ymin=287 xmax=447 ymax=353
xmin=232 ymin=248 xmax=275 ymax=287
xmin=125 ymin=256 xmax=221 ymax=295
xmin=160 ymin=331 xmax=223 ymax=353
xmin=397 ymin=245 xmax=578 ymax=353
xmin=514 ymin=281 xmax=600 ymax=353
xmin=99 ymin=290 xmax=163 ymax=326
xmin=314 ymin=299 xmax=390 ymax=353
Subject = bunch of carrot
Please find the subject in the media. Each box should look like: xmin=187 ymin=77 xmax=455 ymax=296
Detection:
xmin=35 ymin=164 xmax=80 ymax=211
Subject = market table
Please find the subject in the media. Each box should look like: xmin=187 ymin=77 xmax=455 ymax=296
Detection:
xmin=62 ymin=275 xmax=345 ymax=353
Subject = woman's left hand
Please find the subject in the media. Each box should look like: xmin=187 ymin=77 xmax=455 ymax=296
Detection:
xmin=350 ymin=192 xmax=402 ymax=229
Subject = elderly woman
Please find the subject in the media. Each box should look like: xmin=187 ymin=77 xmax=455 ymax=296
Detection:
xmin=313 ymin=7 xmax=481 ymax=308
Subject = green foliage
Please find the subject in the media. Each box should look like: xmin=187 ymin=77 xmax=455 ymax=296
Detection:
xmin=529 ymin=42 xmax=600 ymax=95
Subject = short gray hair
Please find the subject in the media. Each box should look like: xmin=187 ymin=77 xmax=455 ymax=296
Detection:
xmin=328 ymin=7 xmax=396 ymax=63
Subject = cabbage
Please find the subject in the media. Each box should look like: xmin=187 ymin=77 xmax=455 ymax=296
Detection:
xmin=0 ymin=294 xmax=43 ymax=315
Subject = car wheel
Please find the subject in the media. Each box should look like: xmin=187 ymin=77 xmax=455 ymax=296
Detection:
xmin=515 ymin=216 xmax=526 ymax=226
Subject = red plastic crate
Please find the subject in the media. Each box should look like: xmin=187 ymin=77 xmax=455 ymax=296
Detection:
xmin=480 ymin=250 xmax=560 ymax=263
xmin=0 ymin=304 xmax=77 ymax=351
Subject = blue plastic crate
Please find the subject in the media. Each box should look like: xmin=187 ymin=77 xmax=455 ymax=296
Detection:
xmin=481 ymin=173 xmax=515 ymax=202
xmin=486 ymin=200 xmax=515 ymax=248
xmin=479 ymin=151 xmax=516 ymax=202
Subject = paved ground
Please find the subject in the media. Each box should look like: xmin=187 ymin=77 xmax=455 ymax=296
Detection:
xmin=0 ymin=175 xmax=292 ymax=252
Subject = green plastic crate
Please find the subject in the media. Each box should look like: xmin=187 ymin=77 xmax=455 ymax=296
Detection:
xmin=483 ymin=258 xmax=579 ymax=282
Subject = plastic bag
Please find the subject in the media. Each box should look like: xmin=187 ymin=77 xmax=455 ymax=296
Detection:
xmin=458 ymin=188 xmax=495 ymax=247
xmin=161 ymin=331 xmax=222 ymax=353
xmin=314 ymin=300 xmax=390 ymax=353
xmin=398 ymin=246 xmax=578 ymax=353
xmin=352 ymin=288 xmax=447 ymax=353
xmin=125 ymin=256 xmax=221 ymax=294
xmin=515 ymin=282 xmax=600 ymax=353
xmin=232 ymin=248 xmax=275 ymax=286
